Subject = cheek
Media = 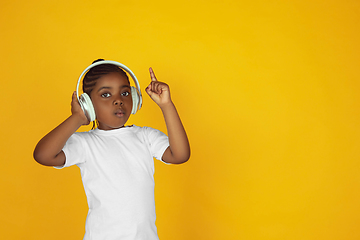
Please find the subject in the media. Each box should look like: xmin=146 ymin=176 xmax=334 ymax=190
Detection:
xmin=92 ymin=101 xmax=107 ymax=116
xmin=127 ymin=97 xmax=133 ymax=106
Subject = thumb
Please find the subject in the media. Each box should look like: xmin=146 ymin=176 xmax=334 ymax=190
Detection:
xmin=145 ymin=84 xmax=153 ymax=96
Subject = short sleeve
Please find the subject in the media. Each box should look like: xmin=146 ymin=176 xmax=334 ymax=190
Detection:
xmin=54 ymin=132 xmax=87 ymax=169
xmin=143 ymin=127 xmax=170 ymax=164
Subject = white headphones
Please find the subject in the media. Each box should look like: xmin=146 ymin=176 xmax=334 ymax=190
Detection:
xmin=76 ymin=60 xmax=143 ymax=122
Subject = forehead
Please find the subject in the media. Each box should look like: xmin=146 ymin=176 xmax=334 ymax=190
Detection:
xmin=94 ymin=72 xmax=130 ymax=87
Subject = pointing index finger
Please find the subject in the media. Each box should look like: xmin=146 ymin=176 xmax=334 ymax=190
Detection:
xmin=149 ymin=67 xmax=157 ymax=82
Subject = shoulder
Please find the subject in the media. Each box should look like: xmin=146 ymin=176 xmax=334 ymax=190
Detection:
xmin=71 ymin=130 xmax=95 ymax=139
xmin=66 ymin=130 xmax=98 ymax=146
xmin=131 ymin=125 xmax=164 ymax=136
xmin=133 ymin=126 xmax=168 ymax=146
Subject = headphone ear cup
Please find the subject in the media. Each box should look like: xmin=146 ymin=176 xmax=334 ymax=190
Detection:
xmin=131 ymin=86 xmax=140 ymax=115
xmin=79 ymin=93 xmax=96 ymax=122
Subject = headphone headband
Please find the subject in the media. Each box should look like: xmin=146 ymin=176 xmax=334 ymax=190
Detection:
xmin=76 ymin=60 xmax=142 ymax=110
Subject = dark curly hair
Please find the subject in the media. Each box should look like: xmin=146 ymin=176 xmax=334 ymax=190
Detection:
xmin=82 ymin=59 xmax=129 ymax=97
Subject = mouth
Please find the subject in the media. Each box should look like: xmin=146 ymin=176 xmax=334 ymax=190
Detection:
xmin=114 ymin=109 xmax=125 ymax=117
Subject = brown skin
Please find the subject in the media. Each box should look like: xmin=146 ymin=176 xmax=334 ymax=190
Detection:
xmin=33 ymin=92 xmax=88 ymax=166
xmin=90 ymin=72 xmax=133 ymax=130
xmin=146 ymin=68 xmax=190 ymax=164
xmin=33 ymin=68 xmax=190 ymax=166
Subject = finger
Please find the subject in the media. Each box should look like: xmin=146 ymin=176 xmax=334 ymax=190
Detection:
xmin=156 ymin=82 xmax=163 ymax=94
xmin=72 ymin=91 xmax=77 ymax=103
xmin=72 ymin=91 xmax=81 ymax=104
xmin=149 ymin=67 xmax=157 ymax=82
xmin=150 ymin=81 xmax=161 ymax=94
xmin=145 ymin=83 xmax=152 ymax=94
xmin=145 ymin=86 xmax=151 ymax=96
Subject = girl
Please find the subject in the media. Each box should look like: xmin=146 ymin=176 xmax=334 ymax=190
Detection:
xmin=33 ymin=59 xmax=190 ymax=240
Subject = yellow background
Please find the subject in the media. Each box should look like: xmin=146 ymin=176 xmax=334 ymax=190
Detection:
xmin=1 ymin=0 xmax=359 ymax=239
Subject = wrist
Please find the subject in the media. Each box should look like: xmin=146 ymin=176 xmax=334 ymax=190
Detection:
xmin=158 ymin=101 xmax=175 ymax=111
xmin=70 ymin=112 xmax=89 ymax=126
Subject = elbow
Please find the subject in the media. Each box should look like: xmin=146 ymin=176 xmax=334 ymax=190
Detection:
xmin=173 ymin=150 xmax=191 ymax=165
xmin=182 ymin=151 xmax=191 ymax=164
xmin=33 ymin=148 xmax=41 ymax=164
xmin=162 ymin=146 xmax=190 ymax=164
xmin=33 ymin=147 xmax=62 ymax=167
xmin=33 ymin=143 xmax=45 ymax=165
xmin=33 ymin=149 xmax=48 ymax=166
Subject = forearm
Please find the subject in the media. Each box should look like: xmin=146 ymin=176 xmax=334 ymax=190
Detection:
xmin=160 ymin=102 xmax=190 ymax=164
xmin=33 ymin=114 xmax=83 ymax=166
xmin=146 ymin=68 xmax=190 ymax=163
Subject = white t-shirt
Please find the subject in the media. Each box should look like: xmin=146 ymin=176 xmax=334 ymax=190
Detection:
xmin=59 ymin=125 xmax=170 ymax=240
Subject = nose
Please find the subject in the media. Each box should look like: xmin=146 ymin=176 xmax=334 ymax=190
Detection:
xmin=114 ymin=96 xmax=123 ymax=106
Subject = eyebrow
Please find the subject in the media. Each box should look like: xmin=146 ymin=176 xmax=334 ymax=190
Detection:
xmin=97 ymin=85 xmax=131 ymax=92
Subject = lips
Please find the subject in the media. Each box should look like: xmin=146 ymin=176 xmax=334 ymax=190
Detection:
xmin=114 ymin=109 xmax=125 ymax=117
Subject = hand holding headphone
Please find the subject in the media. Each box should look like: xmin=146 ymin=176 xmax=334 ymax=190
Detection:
xmin=76 ymin=60 xmax=142 ymax=122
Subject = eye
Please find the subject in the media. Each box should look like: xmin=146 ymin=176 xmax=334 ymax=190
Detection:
xmin=101 ymin=92 xmax=111 ymax=98
xmin=121 ymin=91 xmax=130 ymax=97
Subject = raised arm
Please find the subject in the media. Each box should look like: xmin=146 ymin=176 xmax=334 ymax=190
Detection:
xmin=145 ymin=68 xmax=190 ymax=164
xmin=33 ymin=92 xmax=89 ymax=166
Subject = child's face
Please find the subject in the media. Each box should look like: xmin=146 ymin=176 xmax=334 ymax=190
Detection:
xmin=90 ymin=72 xmax=133 ymax=130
